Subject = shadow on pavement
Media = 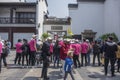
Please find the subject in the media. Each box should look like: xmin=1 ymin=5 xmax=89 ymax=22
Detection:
xmin=22 ymin=77 xmax=40 ymax=80
xmin=88 ymin=72 xmax=105 ymax=78
xmin=49 ymin=71 xmax=63 ymax=79
xmin=88 ymin=72 xmax=120 ymax=80
xmin=7 ymin=64 xmax=32 ymax=69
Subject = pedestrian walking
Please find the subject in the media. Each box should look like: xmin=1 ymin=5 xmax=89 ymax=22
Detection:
xmin=40 ymin=37 xmax=51 ymax=80
xmin=60 ymin=39 xmax=72 ymax=75
xmin=6 ymin=40 xmax=11 ymax=54
xmin=53 ymin=40 xmax=61 ymax=67
xmin=14 ymin=39 xmax=23 ymax=65
xmin=21 ymin=39 xmax=29 ymax=67
xmin=29 ymin=34 xmax=37 ymax=66
xmin=116 ymin=42 xmax=120 ymax=72
xmin=72 ymin=39 xmax=81 ymax=68
xmin=1 ymin=40 xmax=9 ymax=67
xmin=103 ymin=36 xmax=117 ymax=77
xmin=86 ymin=39 xmax=92 ymax=66
xmin=81 ymin=39 xmax=89 ymax=66
xmin=92 ymin=40 xmax=101 ymax=66
xmin=0 ymin=39 xmax=3 ymax=73
xmin=36 ymin=39 xmax=43 ymax=66
xmin=64 ymin=50 xmax=75 ymax=80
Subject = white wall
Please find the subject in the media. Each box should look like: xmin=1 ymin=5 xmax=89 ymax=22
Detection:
xmin=0 ymin=33 xmax=8 ymax=40
xmin=104 ymin=0 xmax=120 ymax=40
xmin=43 ymin=25 xmax=70 ymax=33
xmin=36 ymin=0 xmax=48 ymax=39
xmin=69 ymin=2 xmax=104 ymax=39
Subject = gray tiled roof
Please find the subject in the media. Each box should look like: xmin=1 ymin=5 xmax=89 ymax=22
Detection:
xmin=68 ymin=4 xmax=78 ymax=8
xmin=0 ymin=2 xmax=36 ymax=7
xmin=44 ymin=18 xmax=70 ymax=25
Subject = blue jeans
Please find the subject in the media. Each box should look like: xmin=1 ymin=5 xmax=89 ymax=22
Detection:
xmin=54 ymin=55 xmax=60 ymax=67
xmin=87 ymin=52 xmax=91 ymax=65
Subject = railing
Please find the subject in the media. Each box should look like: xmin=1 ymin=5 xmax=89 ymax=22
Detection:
xmin=0 ymin=17 xmax=36 ymax=24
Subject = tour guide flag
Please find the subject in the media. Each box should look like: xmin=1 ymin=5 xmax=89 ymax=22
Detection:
xmin=67 ymin=27 xmax=73 ymax=35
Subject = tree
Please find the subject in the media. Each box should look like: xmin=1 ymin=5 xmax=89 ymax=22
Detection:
xmin=100 ymin=33 xmax=118 ymax=42
xmin=42 ymin=33 xmax=50 ymax=41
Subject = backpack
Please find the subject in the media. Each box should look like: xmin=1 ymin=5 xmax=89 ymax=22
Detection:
xmin=21 ymin=44 xmax=28 ymax=54
xmin=93 ymin=44 xmax=100 ymax=53
xmin=2 ymin=48 xmax=8 ymax=56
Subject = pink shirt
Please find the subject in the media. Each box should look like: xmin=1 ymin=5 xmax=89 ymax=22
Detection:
xmin=0 ymin=42 xmax=2 ymax=55
xmin=71 ymin=43 xmax=81 ymax=55
xmin=29 ymin=39 xmax=36 ymax=51
xmin=49 ymin=43 xmax=53 ymax=53
xmin=81 ymin=42 xmax=89 ymax=54
xmin=60 ymin=43 xmax=72 ymax=60
xmin=15 ymin=42 xmax=22 ymax=53
xmin=59 ymin=41 xmax=64 ymax=46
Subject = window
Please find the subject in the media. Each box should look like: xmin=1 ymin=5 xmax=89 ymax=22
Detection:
xmin=51 ymin=26 xmax=63 ymax=30
xmin=16 ymin=12 xmax=36 ymax=23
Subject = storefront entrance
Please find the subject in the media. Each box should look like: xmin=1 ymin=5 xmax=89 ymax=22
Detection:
xmin=81 ymin=30 xmax=97 ymax=42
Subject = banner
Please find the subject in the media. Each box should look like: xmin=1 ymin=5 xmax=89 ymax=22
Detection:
xmin=67 ymin=27 xmax=73 ymax=35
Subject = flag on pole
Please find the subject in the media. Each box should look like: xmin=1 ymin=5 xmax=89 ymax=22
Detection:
xmin=67 ymin=27 xmax=73 ymax=35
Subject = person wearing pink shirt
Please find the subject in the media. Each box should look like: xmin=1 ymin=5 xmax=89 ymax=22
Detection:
xmin=72 ymin=40 xmax=81 ymax=68
xmin=0 ymin=40 xmax=3 ymax=73
xmin=60 ymin=39 xmax=72 ymax=60
xmin=14 ymin=39 xmax=23 ymax=65
xmin=81 ymin=39 xmax=89 ymax=66
xmin=29 ymin=34 xmax=37 ymax=66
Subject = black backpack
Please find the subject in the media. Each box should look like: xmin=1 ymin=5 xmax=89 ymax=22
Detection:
xmin=2 ymin=48 xmax=8 ymax=56
xmin=21 ymin=44 xmax=28 ymax=54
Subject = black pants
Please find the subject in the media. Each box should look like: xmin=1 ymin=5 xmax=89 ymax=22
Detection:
xmin=29 ymin=51 xmax=36 ymax=66
xmin=22 ymin=53 xmax=29 ymax=66
xmin=1 ymin=54 xmax=7 ymax=67
xmin=93 ymin=53 xmax=100 ymax=66
xmin=64 ymin=71 xmax=75 ymax=80
xmin=81 ymin=53 xmax=87 ymax=66
xmin=54 ymin=55 xmax=60 ymax=67
xmin=0 ymin=56 xmax=1 ymax=73
xmin=117 ymin=58 xmax=120 ymax=71
xmin=104 ymin=57 xmax=116 ymax=75
xmin=14 ymin=53 xmax=22 ymax=65
xmin=73 ymin=54 xmax=80 ymax=67
xmin=41 ymin=58 xmax=49 ymax=79
xmin=50 ymin=52 xmax=53 ymax=62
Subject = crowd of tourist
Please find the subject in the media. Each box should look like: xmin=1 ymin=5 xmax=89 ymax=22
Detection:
xmin=0 ymin=35 xmax=120 ymax=80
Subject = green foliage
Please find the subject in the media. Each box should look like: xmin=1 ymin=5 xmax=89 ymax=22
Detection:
xmin=100 ymin=33 xmax=118 ymax=42
xmin=63 ymin=35 xmax=73 ymax=39
xmin=42 ymin=33 xmax=50 ymax=40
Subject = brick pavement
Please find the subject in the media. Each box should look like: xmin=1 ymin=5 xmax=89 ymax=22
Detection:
xmin=77 ymin=66 xmax=120 ymax=80
xmin=21 ymin=64 xmax=82 ymax=80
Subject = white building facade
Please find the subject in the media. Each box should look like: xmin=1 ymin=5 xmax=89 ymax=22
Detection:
xmin=0 ymin=0 xmax=48 ymax=47
xmin=69 ymin=0 xmax=120 ymax=40
xmin=43 ymin=17 xmax=71 ymax=39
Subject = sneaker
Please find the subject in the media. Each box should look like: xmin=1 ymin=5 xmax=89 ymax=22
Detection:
xmin=111 ymin=74 xmax=116 ymax=77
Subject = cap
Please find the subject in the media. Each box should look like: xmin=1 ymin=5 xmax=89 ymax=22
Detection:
xmin=86 ymin=39 xmax=89 ymax=42
xmin=47 ymin=37 xmax=52 ymax=40
xmin=32 ymin=34 xmax=37 ymax=38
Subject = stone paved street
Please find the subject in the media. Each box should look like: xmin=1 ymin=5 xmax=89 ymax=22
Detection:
xmin=0 ymin=50 xmax=82 ymax=80
xmin=0 ymin=50 xmax=120 ymax=80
